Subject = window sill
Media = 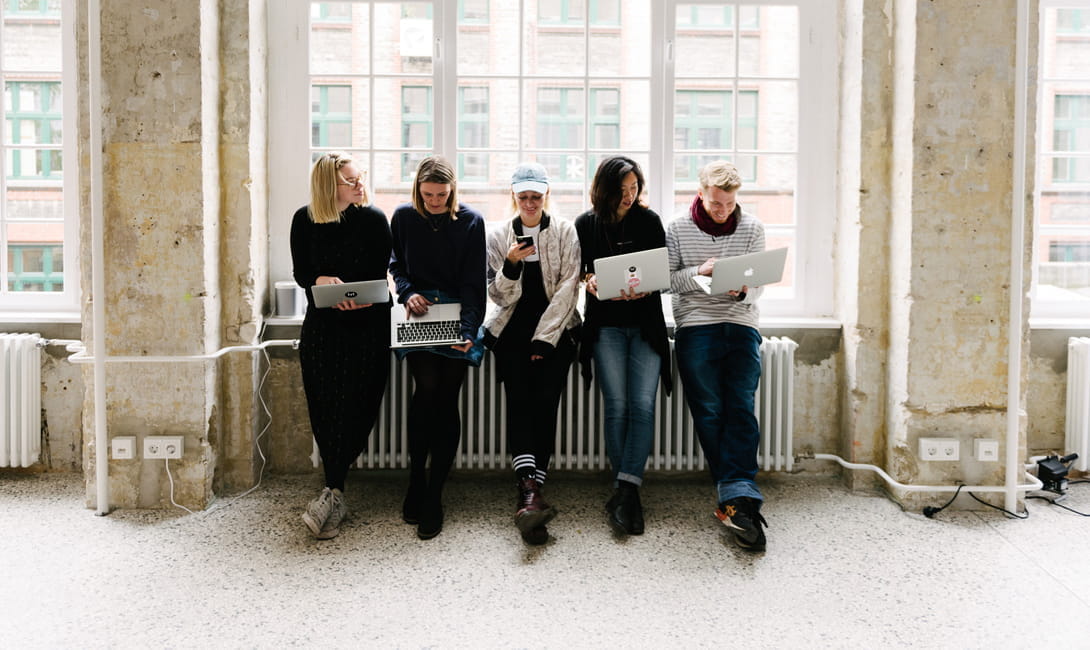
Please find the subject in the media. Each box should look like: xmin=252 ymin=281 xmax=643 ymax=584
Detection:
xmin=1029 ymin=318 xmax=1090 ymax=332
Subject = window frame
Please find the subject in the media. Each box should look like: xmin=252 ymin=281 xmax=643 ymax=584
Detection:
xmin=1033 ymin=0 xmax=1090 ymax=321
xmin=267 ymin=0 xmax=838 ymax=319
xmin=0 ymin=0 xmax=78 ymax=315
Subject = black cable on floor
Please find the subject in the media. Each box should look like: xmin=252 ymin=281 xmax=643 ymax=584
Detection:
xmin=1026 ymin=495 xmax=1090 ymax=517
xmin=923 ymin=484 xmax=1030 ymax=519
xmin=966 ymin=491 xmax=1029 ymax=519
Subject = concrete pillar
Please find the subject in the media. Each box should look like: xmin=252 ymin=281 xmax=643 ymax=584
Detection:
xmin=839 ymin=0 xmax=1031 ymax=505
xmin=80 ymin=1 xmax=267 ymax=509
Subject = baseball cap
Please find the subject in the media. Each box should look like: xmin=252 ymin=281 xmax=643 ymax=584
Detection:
xmin=511 ymin=162 xmax=549 ymax=194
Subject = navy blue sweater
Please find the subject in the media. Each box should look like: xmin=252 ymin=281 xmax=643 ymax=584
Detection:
xmin=389 ymin=202 xmax=487 ymax=341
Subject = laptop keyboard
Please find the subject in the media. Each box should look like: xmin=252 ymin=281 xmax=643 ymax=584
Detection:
xmin=396 ymin=319 xmax=462 ymax=345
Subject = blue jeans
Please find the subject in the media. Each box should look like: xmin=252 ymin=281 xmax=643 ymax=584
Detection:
xmin=675 ymin=323 xmax=764 ymax=504
xmin=593 ymin=326 xmax=661 ymax=485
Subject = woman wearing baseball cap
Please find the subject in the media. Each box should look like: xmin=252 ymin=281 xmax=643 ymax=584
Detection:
xmin=483 ymin=162 xmax=582 ymax=546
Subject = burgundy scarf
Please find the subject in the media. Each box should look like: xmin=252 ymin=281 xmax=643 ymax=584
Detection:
xmin=690 ymin=194 xmax=738 ymax=237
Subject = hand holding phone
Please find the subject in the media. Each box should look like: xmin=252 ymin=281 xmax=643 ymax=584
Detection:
xmin=516 ymin=235 xmax=534 ymax=249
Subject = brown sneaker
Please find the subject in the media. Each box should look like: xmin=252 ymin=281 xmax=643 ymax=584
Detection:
xmin=514 ymin=477 xmax=557 ymax=534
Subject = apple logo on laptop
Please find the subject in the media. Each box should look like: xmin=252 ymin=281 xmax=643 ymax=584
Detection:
xmin=744 ymin=268 xmax=754 ymax=277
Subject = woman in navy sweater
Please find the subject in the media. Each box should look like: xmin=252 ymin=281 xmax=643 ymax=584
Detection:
xmin=291 ymin=152 xmax=391 ymax=540
xmin=389 ymin=155 xmax=487 ymax=540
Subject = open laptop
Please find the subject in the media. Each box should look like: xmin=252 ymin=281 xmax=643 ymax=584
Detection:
xmin=594 ymin=247 xmax=671 ymax=300
xmin=694 ymin=247 xmax=788 ymax=295
xmin=311 ymin=279 xmax=391 ymax=308
xmin=390 ymin=302 xmax=465 ymax=348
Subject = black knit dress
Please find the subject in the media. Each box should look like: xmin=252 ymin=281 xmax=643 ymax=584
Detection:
xmin=290 ymin=203 xmax=392 ymax=491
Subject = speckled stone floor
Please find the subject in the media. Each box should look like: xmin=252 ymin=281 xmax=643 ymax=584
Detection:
xmin=1 ymin=468 xmax=1088 ymax=648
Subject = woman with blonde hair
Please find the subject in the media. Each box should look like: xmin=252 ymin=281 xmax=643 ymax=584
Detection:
xmin=290 ymin=151 xmax=391 ymax=540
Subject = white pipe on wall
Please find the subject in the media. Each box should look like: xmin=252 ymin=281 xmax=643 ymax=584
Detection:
xmin=1006 ymin=0 xmax=1030 ymax=515
xmin=814 ymin=453 xmax=1043 ymax=496
xmin=87 ymin=0 xmax=109 ymax=517
xmin=64 ymin=340 xmax=297 ymax=364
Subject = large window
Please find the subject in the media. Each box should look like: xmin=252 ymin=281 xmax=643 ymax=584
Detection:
xmin=1035 ymin=1 xmax=1090 ymax=319
xmin=0 ymin=0 xmax=76 ymax=312
xmin=269 ymin=1 xmax=837 ymax=318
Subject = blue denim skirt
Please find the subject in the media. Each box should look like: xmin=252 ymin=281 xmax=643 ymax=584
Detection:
xmin=393 ymin=289 xmax=485 ymax=367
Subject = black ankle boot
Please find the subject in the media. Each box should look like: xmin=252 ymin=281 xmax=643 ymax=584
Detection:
xmin=608 ymin=480 xmax=644 ymax=535
xmin=402 ymin=481 xmax=425 ymax=525
xmin=417 ymin=489 xmax=444 ymax=540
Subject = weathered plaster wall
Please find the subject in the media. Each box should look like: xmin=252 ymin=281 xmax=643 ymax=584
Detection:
xmin=73 ymin=1 xmax=267 ymax=509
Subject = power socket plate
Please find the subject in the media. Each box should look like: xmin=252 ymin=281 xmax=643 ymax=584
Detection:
xmin=144 ymin=435 xmax=184 ymax=460
xmin=919 ymin=437 xmax=959 ymax=461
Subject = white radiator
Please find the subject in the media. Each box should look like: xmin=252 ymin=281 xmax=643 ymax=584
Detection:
xmin=315 ymin=336 xmax=797 ymax=474
xmin=1067 ymin=337 xmax=1090 ymax=473
xmin=1 ymin=333 xmax=41 ymax=468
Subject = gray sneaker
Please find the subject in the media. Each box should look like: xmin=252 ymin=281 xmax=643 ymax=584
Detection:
xmin=302 ymin=487 xmax=335 ymax=537
xmin=316 ymin=489 xmax=346 ymax=540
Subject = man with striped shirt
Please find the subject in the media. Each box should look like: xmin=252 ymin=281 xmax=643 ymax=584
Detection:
xmin=666 ymin=160 xmax=769 ymax=552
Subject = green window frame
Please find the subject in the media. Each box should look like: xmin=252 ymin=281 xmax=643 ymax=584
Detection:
xmin=310 ymin=84 xmax=352 ymax=148
xmin=402 ymin=85 xmax=433 ymax=180
xmin=5 ymin=0 xmax=60 ymax=16
xmin=7 ymin=243 xmax=63 ymax=292
xmin=673 ymin=89 xmax=758 ymax=181
xmin=310 ymin=3 xmax=352 ymax=23
xmin=1057 ymin=8 xmax=1090 ymax=33
xmin=536 ymin=87 xmax=585 ymax=181
xmin=675 ymin=4 xmax=759 ymax=30
xmin=457 ymin=86 xmax=489 ymax=180
xmin=458 ymin=0 xmax=489 ymax=24
xmin=1052 ymin=94 xmax=1090 ymax=183
xmin=5 ymin=81 xmax=62 ymax=181
xmin=538 ymin=0 xmax=620 ymax=26
xmin=589 ymin=88 xmax=619 ymax=149
xmin=1049 ymin=241 xmax=1090 ymax=263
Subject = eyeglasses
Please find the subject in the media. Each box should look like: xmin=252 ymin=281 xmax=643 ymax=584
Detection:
xmin=338 ymin=176 xmax=364 ymax=188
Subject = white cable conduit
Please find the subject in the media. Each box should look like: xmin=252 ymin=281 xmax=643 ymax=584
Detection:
xmin=88 ymin=0 xmax=107 ymax=516
xmin=62 ymin=339 xmax=298 ymax=364
xmin=1005 ymin=0 xmax=1030 ymax=516
xmin=812 ymin=453 xmax=1043 ymax=497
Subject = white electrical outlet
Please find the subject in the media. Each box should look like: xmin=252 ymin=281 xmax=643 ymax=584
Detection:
xmin=144 ymin=435 xmax=184 ymax=460
xmin=974 ymin=439 xmax=1000 ymax=462
xmin=111 ymin=436 xmax=136 ymax=460
xmin=919 ymin=437 xmax=959 ymax=461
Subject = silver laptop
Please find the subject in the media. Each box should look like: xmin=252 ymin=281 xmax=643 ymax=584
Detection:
xmin=390 ymin=302 xmax=465 ymax=348
xmin=694 ymin=247 xmax=788 ymax=295
xmin=311 ymin=279 xmax=390 ymax=308
xmin=594 ymin=247 xmax=671 ymax=300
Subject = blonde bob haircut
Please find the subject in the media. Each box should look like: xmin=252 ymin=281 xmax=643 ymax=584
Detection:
xmin=698 ymin=160 xmax=743 ymax=194
xmin=411 ymin=155 xmax=459 ymax=219
xmin=308 ymin=151 xmax=368 ymax=224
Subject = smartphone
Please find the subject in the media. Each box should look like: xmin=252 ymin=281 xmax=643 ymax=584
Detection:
xmin=516 ymin=235 xmax=534 ymax=249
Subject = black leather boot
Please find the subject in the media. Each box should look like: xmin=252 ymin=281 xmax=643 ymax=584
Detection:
xmin=607 ymin=480 xmax=644 ymax=535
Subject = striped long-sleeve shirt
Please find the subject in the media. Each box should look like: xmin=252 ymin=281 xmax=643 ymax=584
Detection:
xmin=665 ymin=207 xmax=765 ymax=331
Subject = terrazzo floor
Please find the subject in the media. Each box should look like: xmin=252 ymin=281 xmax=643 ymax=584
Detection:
xmin=1 ymin=469 xmax=1088 ymax=648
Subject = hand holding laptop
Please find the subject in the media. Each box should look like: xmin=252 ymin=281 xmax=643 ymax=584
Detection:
xmin=695 ymin=260 xmax=748 ymax=301
xmin=585 ymin=274 xmax=649 ymax=302
xmin=313 ymin=276 xmax=376 ymax=311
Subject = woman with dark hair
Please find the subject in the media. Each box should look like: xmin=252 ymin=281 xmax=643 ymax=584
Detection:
xmin=389 ymin=155 xmax=487 ymax=540
xmin=483 ymin=162 xmax=582 ymax=546
xmin=291 ymin=151 xmax=391 ymax=540
xmin=574 ymin=155 xmax=671 ymax=536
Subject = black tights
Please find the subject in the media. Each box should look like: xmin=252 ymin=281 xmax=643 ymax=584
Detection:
xmin=406 ymin=352 xmax=468 ymax=494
